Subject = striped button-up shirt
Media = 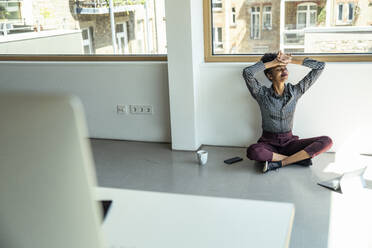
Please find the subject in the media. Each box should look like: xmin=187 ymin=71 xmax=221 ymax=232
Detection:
xmin=242 ymin=58 xmax=325 ymax=133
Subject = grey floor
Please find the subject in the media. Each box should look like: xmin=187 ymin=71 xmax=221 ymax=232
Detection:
xmin=91 ymin=139 xmax=341 ymax=248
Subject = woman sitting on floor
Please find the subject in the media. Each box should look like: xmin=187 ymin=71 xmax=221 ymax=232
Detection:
xmin=242 ymin=51 xmax=333 ymax=173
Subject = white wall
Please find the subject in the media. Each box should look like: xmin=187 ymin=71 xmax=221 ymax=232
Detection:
xmin=0 ymin=61 xmax=171 ymax=143
xmin=198 ymin=62 xmax=372 ymax=154
xmin=1 ymin=60 xmax=371 ymax=154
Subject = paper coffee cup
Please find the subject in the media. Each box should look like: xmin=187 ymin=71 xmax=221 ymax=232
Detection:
xmin=197 ymin=150 xmax=208 ymax=165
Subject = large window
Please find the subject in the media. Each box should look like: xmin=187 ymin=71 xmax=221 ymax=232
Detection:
xmin=205 ymin=0 xmax=372 ymax=62
xmin=0 ymin=0 xmax=167 ymax=60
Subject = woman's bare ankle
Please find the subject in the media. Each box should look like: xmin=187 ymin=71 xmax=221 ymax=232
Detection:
xmin=272 ymin=153 xmax=288 ymax=161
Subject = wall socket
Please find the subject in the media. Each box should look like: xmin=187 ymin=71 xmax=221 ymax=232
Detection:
xmin=116 ymin=104 xmax=127 ymax=114
xmin=130 ymin=105 xmax=153 ymax=114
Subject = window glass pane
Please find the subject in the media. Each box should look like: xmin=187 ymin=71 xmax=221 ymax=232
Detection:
xmin=116 ymin=23 xmax=124 ymax=33
xmin=212 ymin=0 xmax=222 ymax=9
xmin=0 ymin=0 xmax=167 ymax=55
xmin=348 ymin=3 xmax=354 ymax=20
xmin=83 ymin=45 xmax=90 ymax=54
xmin=297 ymin=12 xmax=307 ymax=29
xmin=231 ymin=7 xmax=236 ymax=24
xmin=82 ymin=29 xmax=89 ymax=40
xmin=211 ymin=0 xmax=372 ymax=54
xmin=338 ymin=4 xmax=343 ymax=20
xmin=310 ymin=12 xmax=317 ymax=26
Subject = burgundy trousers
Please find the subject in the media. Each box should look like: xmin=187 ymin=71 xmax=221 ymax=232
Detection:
xmin=247 ymin=131 xmax=333 ymax=162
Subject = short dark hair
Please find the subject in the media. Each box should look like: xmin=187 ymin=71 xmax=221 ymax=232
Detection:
xmin=260 ymin=53 xmax=277 ymax=78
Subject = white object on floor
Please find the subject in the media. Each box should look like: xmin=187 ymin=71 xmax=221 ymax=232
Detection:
xmin=318 ymin=167 xmax=367 ymax=193
xmin=197 ymin=149 xmax=208 ymax=165
xmin=96 ymin=186 xmax=295 ymax=248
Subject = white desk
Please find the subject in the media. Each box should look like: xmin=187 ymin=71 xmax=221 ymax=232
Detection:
xmin=96 ymin=187 xmax=294 ymax=248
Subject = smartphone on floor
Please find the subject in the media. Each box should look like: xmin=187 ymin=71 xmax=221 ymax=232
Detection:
xmin=224 ymin=156 xmax=243 ymax=164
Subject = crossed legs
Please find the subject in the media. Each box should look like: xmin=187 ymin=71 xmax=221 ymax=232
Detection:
xmin=247 ymin=136 xmax=333 ymax=166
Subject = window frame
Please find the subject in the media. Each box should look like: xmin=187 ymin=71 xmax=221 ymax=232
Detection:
xmin=0 ymin=0 xmax=167 ymax=62
xmin=203 ymin=0 xmax=372 ymax=62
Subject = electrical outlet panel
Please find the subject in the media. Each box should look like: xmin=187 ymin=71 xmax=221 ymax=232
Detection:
xmin=129 ymin=105 xmax=153 ymax=115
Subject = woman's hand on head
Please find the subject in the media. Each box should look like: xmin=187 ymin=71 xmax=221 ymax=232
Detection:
xmin=276 ymin=51 xmax=292 ymax=64
xmin=263 ymin=51 xmax=291 ymax=69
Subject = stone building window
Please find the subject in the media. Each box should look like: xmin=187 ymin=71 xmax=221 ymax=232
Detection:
xmin=296 ymin=3 xmax=317 ymax=29
xmin=213 ymin=27 xmax=223 ymax=51
xmin=250 ymin=6 xmax=260 ymax=39
xmin=337 ymin=3 xmax=344 ymax=22
xmin=231 ymin=7 xmax=236 ymax=26
xmin=82 ymin=27 xmax=94 ymax=54
xmin=263 ymin=5 xmax=272 ymax=30
xmin=337 ymin=2 xmax=354 ymax=24
xmin=212 ymin=0 xmax=222 ymax=11
xmin=347 ymin=3 xmax=354 ymax=22
xmin=116 ymin=23 xmax=129 ymax=54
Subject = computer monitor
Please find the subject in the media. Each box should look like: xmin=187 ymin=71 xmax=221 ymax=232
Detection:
xmin=0 ymin=93 xmax=105 ymax=248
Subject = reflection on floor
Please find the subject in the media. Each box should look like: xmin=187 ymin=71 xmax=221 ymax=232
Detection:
xmin=90 ymin=138 xmax=354 ymax=248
